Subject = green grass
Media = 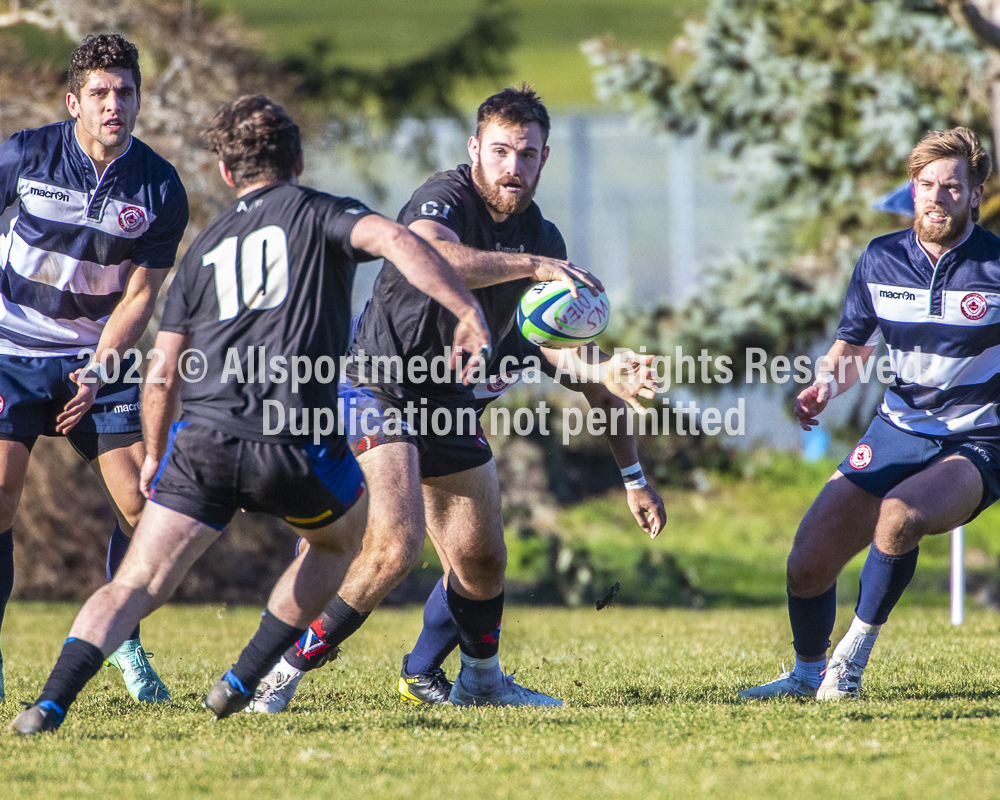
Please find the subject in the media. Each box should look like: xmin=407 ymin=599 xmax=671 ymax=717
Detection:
xmin=209 ymin=0 xmax=703 ymax=108
xmin=531 ymin=451 xmax=1000 ymax=607
xmin=4 ymin=602 xmax=1000 ymax=799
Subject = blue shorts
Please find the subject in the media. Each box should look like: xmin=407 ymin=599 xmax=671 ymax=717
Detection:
xmin=838 ymin=415 xmax=1000 ymax=522
xmin=0 ymin=353 xmax=143 ymax=460
xmin=150 ymin=421 xmax=366 ymax=530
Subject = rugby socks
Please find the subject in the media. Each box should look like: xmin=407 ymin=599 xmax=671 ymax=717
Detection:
xmin=406 ymin=577 xmax=460 ymax=674
xmin=791 ymin=657 xmax=825 ymax=689
xmin=788 ymin=584 xmax=837 ymax=659
xmin=285 ymin=595 xmax=370 ymax=672
xmin=458 ymin=652 xmax=505 ymax=694
xmin=0 ymin=528 xmax=13 ymax=653
xmin=37 ymin=637 xmax=106 ymax=714
xmin=830 ymin=615 xmax=881 ymax=668
xmin=446 ymin=581 xmax=503 ymax=659
xmin=856 ymin=543 xmax=919 ymax=626
xmin=231 ymin=611 xmax=306 ymax=690
xmin=106 ymin=523 xmax=140 ymax=641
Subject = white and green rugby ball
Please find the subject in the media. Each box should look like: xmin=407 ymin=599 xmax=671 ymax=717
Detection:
xmin=517 ymin=281 xmax=611 ymax=348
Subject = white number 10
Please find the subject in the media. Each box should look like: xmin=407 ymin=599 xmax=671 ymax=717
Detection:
xmin=201 ymin=225 xmax=290 ymax=320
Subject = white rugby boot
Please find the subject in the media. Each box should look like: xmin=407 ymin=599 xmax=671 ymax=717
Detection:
xmin=738 ymin=666 xmax=818 ymax=699
xmin=449 ymin=665 xmax=563 ymax=707
xmin=816 ymin=657 xmax=864 ymax=700
xmin=245 ymin=658 xmax=304 ymax=713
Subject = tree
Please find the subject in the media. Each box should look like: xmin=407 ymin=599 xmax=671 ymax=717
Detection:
xmin=585 ymin=0 xmax=993 ymax=424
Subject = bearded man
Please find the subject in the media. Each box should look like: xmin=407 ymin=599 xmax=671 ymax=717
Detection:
xmin=741 ymin=127 xmax=1000 ymax=700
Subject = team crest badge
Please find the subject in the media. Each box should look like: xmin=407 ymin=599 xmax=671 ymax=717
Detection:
xmin=487 ymin=374 xmax=517 ymax=394
xmin=118 ymin=206 xmax=146 ymax=233
xmin=961 ymin=292 xmax=987 ymax=320
xmin=849 ymin=444 xmax=873 ymax=470
xmin=0 ymin=394 xmax=4 ymax=415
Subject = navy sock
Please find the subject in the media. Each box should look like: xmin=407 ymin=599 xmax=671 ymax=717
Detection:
xmin=407 ymin=577 xmax=460 ymax=674
xmin=0 ymin=528 xmax=13 ymax=660
xmin=855 ymin=543 xmax=919 ymax=625
xmin=231 ymin=612 xmax=305 ymax=690
xmin=38 ymin=637 xmax=106 ymax=712
xmin=788 ymin=584 xmax=837 ymax=657
xmin=285 ymin=595 xmax=370 ymax=671
xmin=446 ymin=581 xmax=503 ymax=659
xmin=106 ymin=523 xmax=139 ymax=641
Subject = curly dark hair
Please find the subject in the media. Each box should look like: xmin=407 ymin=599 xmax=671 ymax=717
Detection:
xmin=476 ymin=84 xmax=550 ymax=144
xmin=203 ymin=96 xmax=301 ymax=189
xmin=68 ymin=34 xmax=141 ymax=97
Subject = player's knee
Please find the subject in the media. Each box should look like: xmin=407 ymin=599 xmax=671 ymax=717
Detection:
xmin=875 ymin=497 xmax=924 ymax=549
xmin=786 ymin=549 xmax=833 ymax=598
xmin=456 ymin=547 xmax=506 ymax=585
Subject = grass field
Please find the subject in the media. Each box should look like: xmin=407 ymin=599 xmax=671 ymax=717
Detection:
xmin=4 ymin=602 xmax=1000 ymax=799
xmin=209 ymin=0 xmax=704 ymax=108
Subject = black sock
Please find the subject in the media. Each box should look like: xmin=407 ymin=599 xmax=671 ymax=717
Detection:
xmin=788 ymin=584 xmax=837 ymax=657
xmin=38 ymin=638 xmax=106 ymax=712
xmin=106 ymin=523 xmax=139 ymax=641
xmin=0 ymin=528 xmax=13 ymax=662
xmin=446 ymin=581 xmax=504 ymax=659
xmin=231 ymin=612 xmax=306 ymax=690
xmin=285 ymin=595 xmax=370 ymax=671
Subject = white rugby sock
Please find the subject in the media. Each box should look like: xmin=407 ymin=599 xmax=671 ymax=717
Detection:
xmin=831 ymin=615 xmax=881 ymax=667
xmin=459 ymin=653 xmax=504 ymax=694
xmin=792 ymin=657 xmax=825 ymax=689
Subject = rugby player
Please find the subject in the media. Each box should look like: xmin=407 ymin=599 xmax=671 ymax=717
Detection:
xmin=8 ymin=95 xmax=489 ymax=734
xmin=244 ymin=84 xmax=630 ymax=710
xmin=740 ymin=127 xmax=1000 ymax=700
xmin=0 ymin=34 xmax=188 ymax=704
xmin=248 ymin=321 xmax=666 ymax=710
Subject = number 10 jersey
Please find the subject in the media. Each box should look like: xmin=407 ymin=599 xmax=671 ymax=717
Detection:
xmin=158 ymin=183 xmax=376 ymax=445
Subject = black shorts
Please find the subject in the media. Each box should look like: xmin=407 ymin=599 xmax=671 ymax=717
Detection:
xmin=341 ymin=380 xmax=492 ymax=479
xmin=149 ymin=421 xmax=365 ymax=530
xmin=838 ymin=415 xmax=1000 ymax=522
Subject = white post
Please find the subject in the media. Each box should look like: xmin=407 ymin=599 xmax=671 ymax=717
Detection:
xmin=951 ymin=525 xmax=965 ymax=625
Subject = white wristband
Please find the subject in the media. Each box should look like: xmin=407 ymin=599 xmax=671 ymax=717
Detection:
xmin=625 ymin=477 xmax=648 ymax=491
xmin=815 ymin=372 xmax=839 ymax=399
xmin=80 ymin=360 xmax=108 ymax=387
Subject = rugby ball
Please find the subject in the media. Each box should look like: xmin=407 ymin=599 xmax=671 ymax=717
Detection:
xmin=517 ymin=281 xmax=610 ymax=348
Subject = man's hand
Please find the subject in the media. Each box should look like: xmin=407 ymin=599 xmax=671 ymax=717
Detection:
xmin=450 ymin=307 xmax=492 ymax=385
xmin=794 ymin=381 xmax=834 ymax=431
xmin=601 ymin=350 xmax=662 ymax=412
xmin=139 ymin=453 xmax=160 ymax=499
xmin=627 ymin=485 xmax=666 ymax=539
xmin=55 ymin=368 xmax=101 ymax=434
xmin=531 ymin=257 xmax=604 ymax=298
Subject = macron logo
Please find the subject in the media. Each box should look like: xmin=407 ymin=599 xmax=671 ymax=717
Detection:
xmin=113 ymin=402 xmax=140 ymax=414
xmin=28 ymin=186 xmax=70 ymax=202
xmin=879 ymin=289 xmax=916 ymax=301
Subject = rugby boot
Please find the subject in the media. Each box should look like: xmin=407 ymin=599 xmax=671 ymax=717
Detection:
xmin=398 ymin=655 xmax=452 ymax=705
xmin=8 ymin=701 xmax=64 ymax=735
xmin=245 ymin=658 xmax=304 ymax=713
xmin=449 ymin=667 xmax=563 ymax=707
xmin=105 ymin=639 xmax=171 ymax=703
xmin=738 ymin=667 xmax=818 ymax=700
xmin=816 ymin=657 xmax=864 ymax=700
xmin=205 ymin=670 xmax=253 ymax=719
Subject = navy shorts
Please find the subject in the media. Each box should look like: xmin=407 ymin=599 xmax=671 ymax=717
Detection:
xmin=341 ymin=380 xmax=492 ymax=480
xmin=0 ymin=352 xmax=143 ymax=461
xmin=838 ymin=415 xmax=1000 ymax=522
xmin=150 ymin=421 xmax=366 ymax=530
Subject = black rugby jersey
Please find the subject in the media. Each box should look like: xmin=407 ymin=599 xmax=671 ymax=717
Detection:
xmin=158 ymin=183 xmax=376 ymax=444
xmin=349 ymin=163 xmax=566 ymax=406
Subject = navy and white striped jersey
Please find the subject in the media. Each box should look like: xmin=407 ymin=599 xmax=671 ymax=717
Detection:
xmin=837 ymin=225 xmax=1000 ymax=438
xmin=0 ymin=120 xmax=188 ymax=357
